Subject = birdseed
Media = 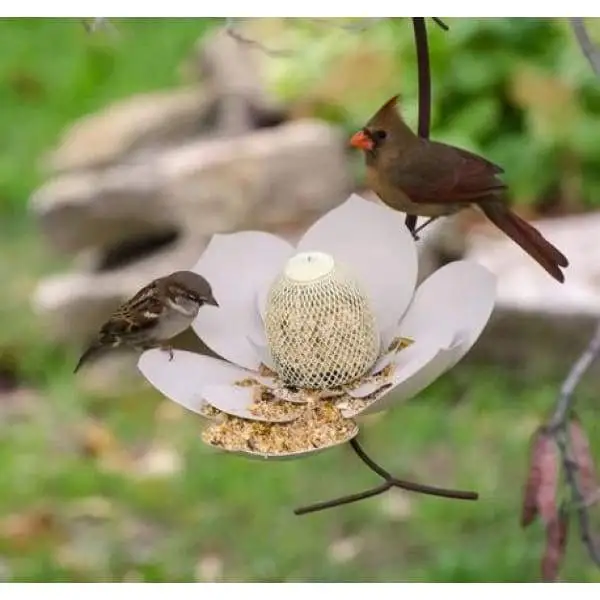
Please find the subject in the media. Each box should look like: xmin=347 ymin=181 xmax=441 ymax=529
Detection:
xmin=198 ymin=403 xmax=223 ymax=420
xmin=201 ymin=399 xmax=357 ymax=456
xmin=248 ymin=389 xmax=302 ymax=421
xmin=234 ymin=377 xmax=263 ymax=388
xmin=258 ymin=363 xmax=277 ymax=378
xmin=199 ymin=336 xmax=413 ymax=453
xmin=387 ymin=336 xmax=414 ymax=353
xmin=336 ymin=362 xmax=396 ymax=417
xmin=336 ymin=383 xmax=394 ymax=416
xmin=264 ymin=264 xmax=380 ymax=390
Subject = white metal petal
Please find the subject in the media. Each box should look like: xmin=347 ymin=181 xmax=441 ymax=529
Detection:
xmin=246 ymin=335 xmax=277 ymax=371
xmin=293 ymin=194 xmax=418 ymax=337
xmin=368 ymin=347 xmax=397 ymax=376
xmin=397 ymin=260 xmax=496 ymax=353
xmin=358 ymin=261 xmax=496 ymax=417
xmin=138 ymin=349 xmax=258 ymax=415
xmin=340 ymin=338 xmax=443 ymax=416
xmin=202 ymin=385 xmax=301 ymax=423
xmin=191 ymin=231 xmax=293 ymax=370
xmin=361 ymin=342 xmax=464 ymax=415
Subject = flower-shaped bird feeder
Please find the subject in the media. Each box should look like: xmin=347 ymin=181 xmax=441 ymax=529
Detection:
xmin=138 ymin=194 xmax=496 ymax=463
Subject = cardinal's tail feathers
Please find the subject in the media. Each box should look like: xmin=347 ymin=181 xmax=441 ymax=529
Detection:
xmin=480 ymin=203 xmax=569 ymax=283
xmin=73 ymin=340 xmax=105 ymax=374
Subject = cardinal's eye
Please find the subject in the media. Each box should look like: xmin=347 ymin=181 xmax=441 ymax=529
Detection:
xmin=372 ymin=129 xmax=387 ymax=142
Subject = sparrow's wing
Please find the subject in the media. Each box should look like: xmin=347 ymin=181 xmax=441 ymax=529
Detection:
xmin=392 ymin=140 xmax=507 ymax=204
xmin=98 ymin=281 xmax=166 ymax=343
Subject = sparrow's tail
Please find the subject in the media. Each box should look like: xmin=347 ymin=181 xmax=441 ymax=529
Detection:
xmin=480 ymin=202 xmax=569 ymax=283
xmin=73 ymin=341 xmax=104 ymax=373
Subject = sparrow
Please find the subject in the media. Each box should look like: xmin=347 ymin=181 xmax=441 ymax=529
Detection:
xmin=350 ymin=95 xmax=569 ymax=283
xmin=74 ymin=270 xmax=218 ymax=373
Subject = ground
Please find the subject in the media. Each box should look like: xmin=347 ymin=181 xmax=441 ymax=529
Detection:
xmin=0 ymin=18 xmax=599 ymax=582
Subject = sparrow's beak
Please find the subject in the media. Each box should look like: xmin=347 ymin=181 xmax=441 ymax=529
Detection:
xmin=205 ymin=294 xmax=219 ymax=307
xmin=349 ymin=129 xmax=374 ymax=151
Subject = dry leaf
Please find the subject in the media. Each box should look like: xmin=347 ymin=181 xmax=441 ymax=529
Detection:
xmin=66 ymin=496 xmax=115 ymax=521
xmin=521 ymin=428 xmax=559 ymax=527
xmin=80 ymin=420 xmax=118 ymax=458
xmin=79 ymin=420 xmax=133 ymax=473
xmin=195 ymin=554 xmax=223 ymax=582
xmin=134 ymin=444 xmax=183 ymax=478
xmin=0 ymin=508 xmax=60 ymax=550
xmin=569 ymin=417 xmax=599 ymax=503
xmin=379 ymin=488 xmax=413 ymax=521
xmin=541 ymin=509 xmax=569 ymax=582
xmin=327 ymin=536 xmax=363 ymax=564
xmin=536 ymin=431 xmax=560 ymax=525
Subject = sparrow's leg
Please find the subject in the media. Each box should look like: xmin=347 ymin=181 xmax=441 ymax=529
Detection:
xmin=159 ymin=344 xmax=175 ymax=362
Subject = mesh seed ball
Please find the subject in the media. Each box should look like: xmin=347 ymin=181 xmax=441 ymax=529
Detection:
xmin=264 ymin=251 xmax=380 ymax=389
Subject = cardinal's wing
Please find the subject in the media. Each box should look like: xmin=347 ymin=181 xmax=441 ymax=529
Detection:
xmin=393 ymin=141 xmax=507 ymax=204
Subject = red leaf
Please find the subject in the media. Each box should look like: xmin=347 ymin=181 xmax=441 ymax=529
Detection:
xmin=569 ymin=418 xmax=598 ymax=503
xmin=541 ymin=510 xmax=569 ymax=582
xmin=521 ymin=438 xmax=542 ymax=527
xmin=521 ymin=428 xmax=559 ymax=527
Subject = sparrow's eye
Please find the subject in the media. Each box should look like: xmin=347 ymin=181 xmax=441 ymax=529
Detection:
xmin=372 ymin=129 xmax=387 ymax=142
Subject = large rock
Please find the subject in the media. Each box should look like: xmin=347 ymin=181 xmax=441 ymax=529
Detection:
xmin=31 ymin=120 xmax=351 ymax=254
xmin=461 ymin=212 xmax=600 ymax=375
xmin=185 ymin=27 xmax=285 ymax=134
xmin=31 ymin=119 xmax=352 ymax=343
xmin=466 ymin=212 xmax=600 ymax=316
xmin=45 ymin=88 xmax=215 ymax=174
xmin=45 ymin=27 xmax=285 ymax=175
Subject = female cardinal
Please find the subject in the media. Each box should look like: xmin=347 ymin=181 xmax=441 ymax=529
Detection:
xmin=350 ymin=95 xmax=569 ymax=283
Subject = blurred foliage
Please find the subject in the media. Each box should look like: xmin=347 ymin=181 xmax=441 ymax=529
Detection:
xmin=247 ymin=17 xmax=600 ymax=212
xmin=0 ymin=17 xmax=215 ymax=220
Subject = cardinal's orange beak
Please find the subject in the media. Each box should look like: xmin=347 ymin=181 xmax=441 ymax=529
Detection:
xmin=349 ymin=130 xmax=374 ymax=151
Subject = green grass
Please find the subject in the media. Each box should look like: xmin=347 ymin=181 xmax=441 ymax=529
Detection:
xmin=0 ymin=18 xmax=599 ymax=582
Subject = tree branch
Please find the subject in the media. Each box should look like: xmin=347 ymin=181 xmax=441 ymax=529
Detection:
xmin=570 ymin=18 xmax=600 ymax=78
xmin=546 ymin=321 xmax=600 ymax=566
xmin=224 ymin=18 xmax=291 ymax=57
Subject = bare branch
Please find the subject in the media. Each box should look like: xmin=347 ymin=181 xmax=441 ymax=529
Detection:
xmin=548 ymin=321 xmax=600 ymax=430
xmin=570 ymin=18 xmax=600 ymax=78
xmin=432 ymin=17 xmax=449 ymax=31
xmin=224 ymin=18 xmax=291 ymax=57
xmin=224 ymin=18 xmax=448 ymax=61
xmin=546 ymin=320 xmax=600 ymax=567
xmin=303 ymin=18 xmax=386 ymax=32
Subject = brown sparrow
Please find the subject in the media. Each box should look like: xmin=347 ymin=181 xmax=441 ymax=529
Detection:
xmin=74 ymin=270 xmax=218 ymax=373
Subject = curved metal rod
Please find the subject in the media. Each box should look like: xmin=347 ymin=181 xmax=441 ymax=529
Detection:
xmin=293 ymin=18 xmax=477 ymax=517
xmin=294 ymin=438 xmax=478 ymax=516
xmin=405 ymin=17 xmax=435 ymax=236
